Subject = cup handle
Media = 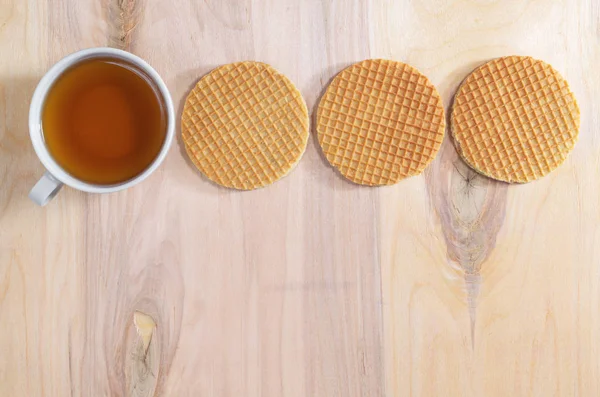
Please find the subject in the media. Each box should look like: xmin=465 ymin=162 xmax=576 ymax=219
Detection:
xmin=29 ymin=171 xmax=63 ymax=206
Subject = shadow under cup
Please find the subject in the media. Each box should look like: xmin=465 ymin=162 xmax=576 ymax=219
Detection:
xmin=41 ymin=55 xmax=168 ymax=186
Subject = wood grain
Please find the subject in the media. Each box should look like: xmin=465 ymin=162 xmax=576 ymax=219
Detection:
xmin=0 ymin=0 xmax=599 ymax=396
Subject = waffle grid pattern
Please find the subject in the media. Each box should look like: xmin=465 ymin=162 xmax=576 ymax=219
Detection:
xmin=182 ymin=62 xmax=309 ymax=190
xmin=316 ymin=59 xmax=446 ymax=186
xmin=451 ymin=56 xmax=580 ymax=183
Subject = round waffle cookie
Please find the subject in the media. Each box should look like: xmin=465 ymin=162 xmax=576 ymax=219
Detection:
xmin=451 ymin=56 xmax=580 ymax=183
xmin=316 ymin=59 xmax=446 ymax=186
xmin=182 ymin=62 xmax=309 ymax=190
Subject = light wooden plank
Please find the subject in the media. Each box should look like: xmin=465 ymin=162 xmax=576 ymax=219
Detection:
xmin=0 ymin=1 xmax=598 ymax=396
xmin=376 ymin=1 xmax=600 ymax=396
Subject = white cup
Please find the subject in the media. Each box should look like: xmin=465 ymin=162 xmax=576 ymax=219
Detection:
xmin=28 ymin=47 xmax=175 ymax=206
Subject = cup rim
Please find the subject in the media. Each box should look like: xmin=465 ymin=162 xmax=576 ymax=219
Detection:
xmin=29 ymin=47 xmax=175 ymax=193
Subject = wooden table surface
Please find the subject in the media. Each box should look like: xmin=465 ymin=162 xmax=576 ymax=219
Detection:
xmin=1 ymin=1 xmax=599 ymax=396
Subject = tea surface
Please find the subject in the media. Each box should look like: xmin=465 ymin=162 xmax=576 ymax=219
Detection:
xmin=42 ymin=57 xmax=166 ymax=184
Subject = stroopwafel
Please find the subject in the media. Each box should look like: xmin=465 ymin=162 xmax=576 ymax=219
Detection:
xmin=182 ymin=61 xmax=309 ymax=190
xmin=451 ymin=56 xmax=580 ymax=183
xmin=316 ymin=59 xmax=446 ymax=186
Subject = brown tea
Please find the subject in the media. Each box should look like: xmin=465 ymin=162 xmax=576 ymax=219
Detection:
xmin=42 ymin=57 xmax=166 ymax=184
